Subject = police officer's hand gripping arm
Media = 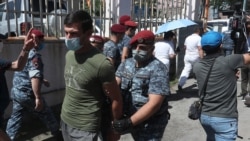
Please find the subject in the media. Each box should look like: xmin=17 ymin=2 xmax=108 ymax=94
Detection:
xmin=113 ymin=30 xmax=168 ymax=133
xmin=114 ymin=77 xmax=165 ymax=133
xmin=103 ymin=79 xmax=123 ymax=140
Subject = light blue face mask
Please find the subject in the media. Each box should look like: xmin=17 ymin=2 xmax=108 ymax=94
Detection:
xmin=132 ymin=49 xmax=148 ymax=62
xmin=65 ymin=37 xmax=82 ymax=51
xmin=37 ymin=42 xmax=44 ymax=51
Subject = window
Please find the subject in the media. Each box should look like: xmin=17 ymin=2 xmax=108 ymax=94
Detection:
xmin=5 ymin=0 xmax=21 ymax=20
xmin=207 ymin=22 xmax=228 ymax=32
xmin=6 ymin=1 xmax=14 ymax=20
xmin=32 ymin=0 xmax=67 ymax=18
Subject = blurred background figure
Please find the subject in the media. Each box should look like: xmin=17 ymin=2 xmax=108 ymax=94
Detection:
xmin=221 ymin=30 xmax=235 ymax=56
xmin=117 ymin=15 xmax=134 ymax=62
xmin=178 ymin=27 xmax=203 ymax=91
xmin=154 ymin=31 xmax=176 ymax=95
xmin=164 ymin=31 xmax=176 ymax=50
xmin=120 ymin=20 xmax=138 ymax=61
xmin=103 ymin=24 xmax=126 ymax=69
xmin=154 ymin=31 xmax=176 ymax=72
xmin=239 ymin=22 xmax=250 ymax=101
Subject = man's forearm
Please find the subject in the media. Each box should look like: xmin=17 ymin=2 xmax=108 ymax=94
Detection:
xmin=11 ymin=47 xmax=30 ymax=71
xmin=17 ymin=47 xmax=30 ymax=68
xmin=103 ymin=80 xmax=123 ymax=120
xmin=11 ymin=27 xmax=37 ymax=71
xmin=130 ymin=94 xmax=164 ymax=126
xmin=198 ymin=47 xmax=204 ymax=58
xmin=111 ymin=100 xmax=123 ymax=120
xmin=31 ymin=78 xmax=42 ymax=99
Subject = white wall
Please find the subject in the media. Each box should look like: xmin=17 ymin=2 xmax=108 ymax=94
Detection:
xmin=1 ymin=39 xmax=67 ymax=93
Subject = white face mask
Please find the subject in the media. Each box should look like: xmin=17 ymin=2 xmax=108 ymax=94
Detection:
xmin=0 ymin=42 xmax=3 ymax=53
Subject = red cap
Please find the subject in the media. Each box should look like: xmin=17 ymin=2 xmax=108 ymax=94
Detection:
xmin=130 ymin=30 xmax=155 ymax=45
xmin=110 ymin=24 xmax=126 ymax=33
xmin=31 ymin=29 xmax=44 ymax=38
xmin=124 ymin=21 xmax=137 ymax=27
xmin=119 ymin=15 xmax=131 ymax=25
xmin=89 ymin=35 xmax=104 ymax=43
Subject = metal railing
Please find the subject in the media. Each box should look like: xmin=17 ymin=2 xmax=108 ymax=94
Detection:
xmin=0 ymin=0 xmax=193 ymax=38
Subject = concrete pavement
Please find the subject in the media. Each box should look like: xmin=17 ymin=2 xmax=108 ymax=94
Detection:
xmin=162 ymin=78 xmax=250 ymax=141
xmin=8 ymin=77 xmax=250 ymax=141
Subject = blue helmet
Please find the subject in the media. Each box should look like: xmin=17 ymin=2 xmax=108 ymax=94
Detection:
xmin=201 ymin=31 xmax=222 ymax=52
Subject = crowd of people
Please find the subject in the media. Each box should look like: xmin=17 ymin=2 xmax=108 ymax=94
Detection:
xmin=1 ymin=9 xmax=250 ymax=141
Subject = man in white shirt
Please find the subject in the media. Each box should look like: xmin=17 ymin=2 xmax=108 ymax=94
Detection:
xmin=154 ymin=31 xmax=176 ymax=72
xmin=178 ymin=27 xmax=204 ymax=91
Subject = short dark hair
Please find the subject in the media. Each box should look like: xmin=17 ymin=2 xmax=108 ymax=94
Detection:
xmin=203 ymin=45 xmax=220 ymax=54
xmin=163 ymin=31 xmax=175 ymax=40
xmin=193 ymin=26 xmax=201 ymax=33
xmin=64 ymin=10 xmax=93 ymax=33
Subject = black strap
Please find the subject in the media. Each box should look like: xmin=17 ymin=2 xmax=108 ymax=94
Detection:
xmin=200 ymin=58 xmax=216 ymax=104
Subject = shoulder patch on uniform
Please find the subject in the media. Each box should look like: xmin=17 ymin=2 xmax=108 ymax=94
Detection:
xmin=32 ymin=57 xmax=39 ymax=68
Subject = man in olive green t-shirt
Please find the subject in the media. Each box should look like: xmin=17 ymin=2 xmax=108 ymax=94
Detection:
xmin=61 ymin=10 xmax=123 ymax=141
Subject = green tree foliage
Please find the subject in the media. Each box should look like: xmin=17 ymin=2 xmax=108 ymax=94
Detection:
xmin=81 ymin=0 xmax=102 ymax=16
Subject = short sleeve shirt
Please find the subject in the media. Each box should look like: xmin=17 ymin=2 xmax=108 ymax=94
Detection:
xmin=184 ymin=33 xmax=201 ymax=55
xmin=61 ymin=48 xmax=116 ymax=132
xmin=154 ymin=41 xmax=175 ymax=66
xmin=193 ymin=54 xmax=244 ymax=118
